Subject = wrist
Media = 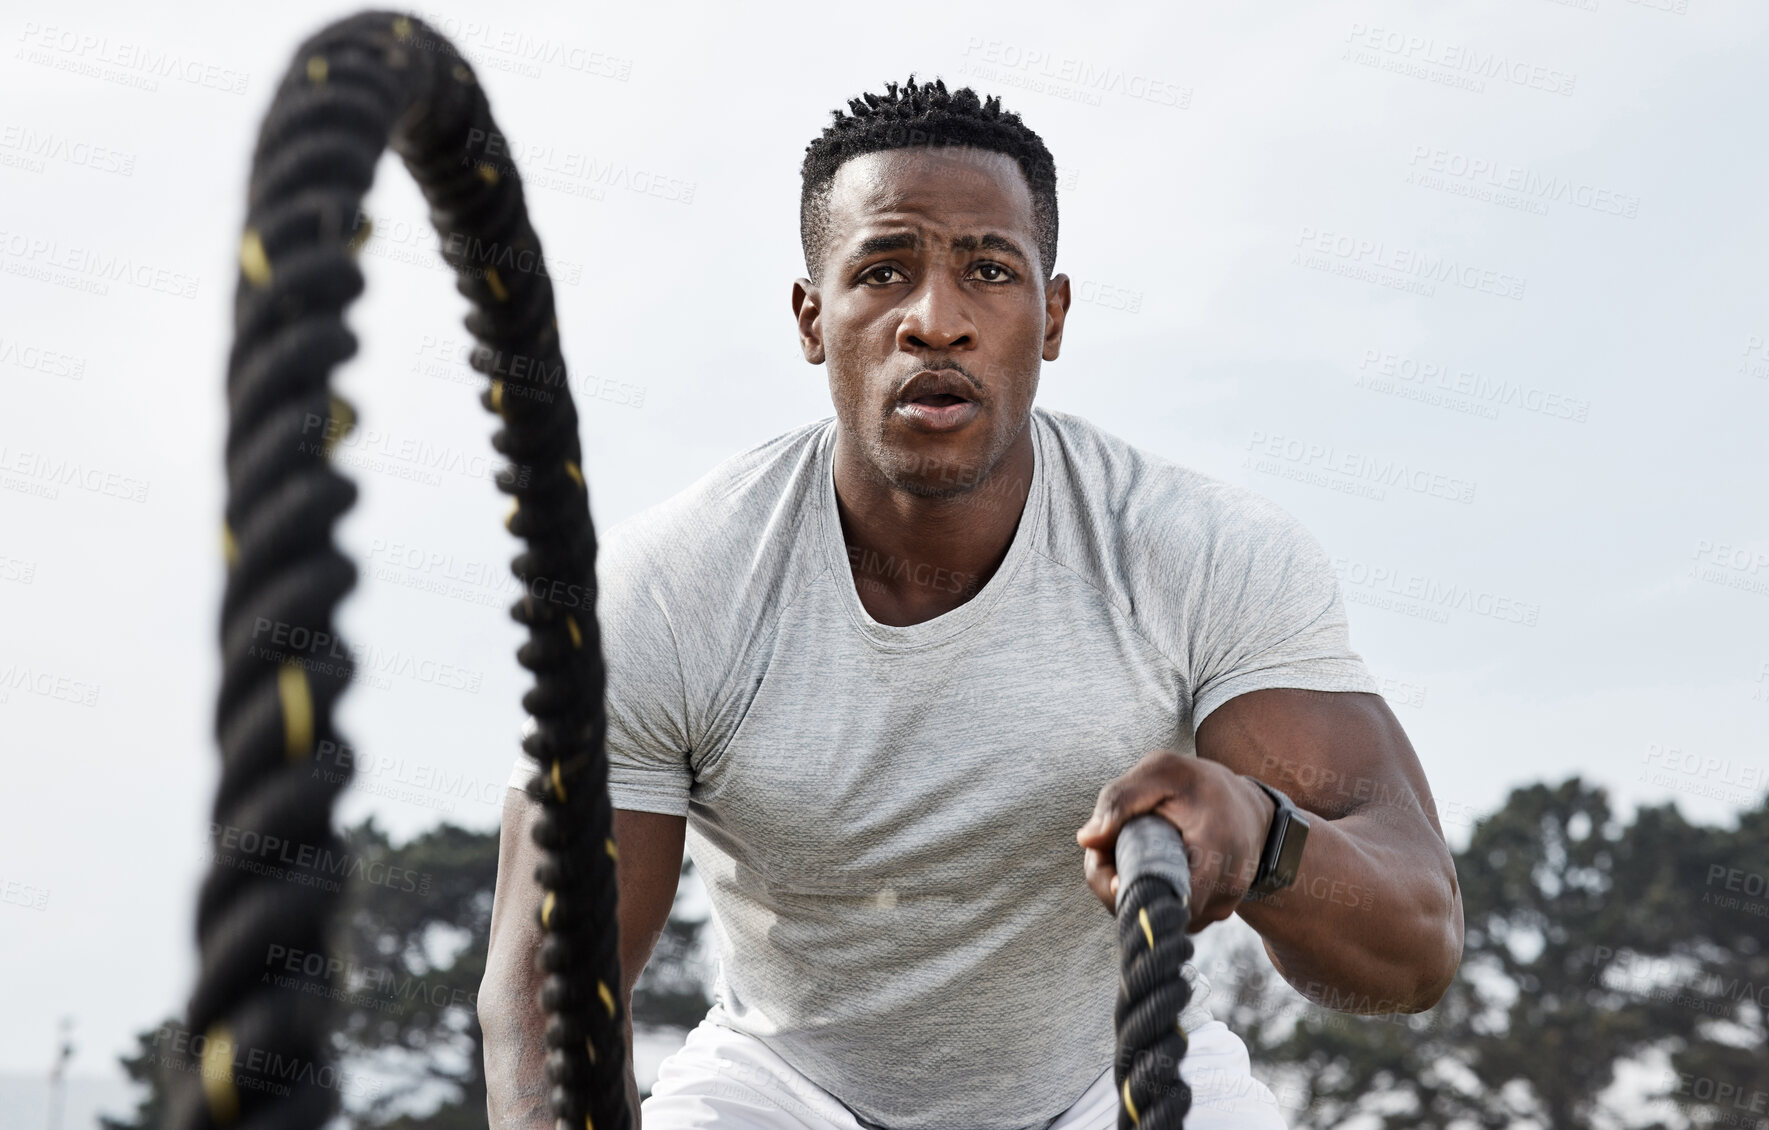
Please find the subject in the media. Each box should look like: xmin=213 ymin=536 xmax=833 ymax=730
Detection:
xmin=1240 ymin=775 xmax=1311 ymax=903
xmin=1243 ymin=774 xmax=1277 ymax=887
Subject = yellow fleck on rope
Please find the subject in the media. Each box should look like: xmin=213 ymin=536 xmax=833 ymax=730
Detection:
xmin=476 ymin=162 xmax=500 ymax=186
xmin=222 ymin=524 xmax=238 ymax=568
xmin=605 ymin=837 xmax=618 ymax=862
xmin=1138 ymin=906 xmax=1154 ymax=950
xmin=200 ymin=1024 xmax=239 ymax=1123
xmin=504 ymin=500 xmax=519 ymax=532
xmin=489 ymin=379 xmax=505 ymax=415
xmin=279 ymin=662 xmax=314 ymax=761
xmin=586 ymin=1036 xmax=597 ymax=1064
xmin=346 ymin=216 xmax=373 ymax=257
xmin=391 ymin=15 xmax=413 ymax=39
xmin=565 ymin=615 xmax=582 ymax=649
xmin=585 ymin=1117 xmax=594 ymax=1130
xmin=597 ymin=980 xmax=616 ymax=1017
xmin=1121 ymin=1078 xmax=1139 ymax=1125
xmin=484 ymin=267 xmax=509 ymax=302
xmin=239 ymin=230 xmax=272 ymax=288
xmin=550 ymin=760 xmax=567 ymax=801
xmin=540 ymin=890 xmax=556 ymax=928
xmin=564 ymin=461 xmax=584 ymax=488
xmin=323 ymin=395 xmax=356 ymax=458
xmin=452 ymin=62 xmax=473 ymax=83
xmin=305 ymin=56 xmax=328 ymax=84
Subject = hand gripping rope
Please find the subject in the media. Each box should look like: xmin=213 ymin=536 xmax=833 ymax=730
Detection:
xmin=175 ymin=13 xmax=625 ymax=1130
xmin=1112 ymin=815 xmax=1196 ymax=1130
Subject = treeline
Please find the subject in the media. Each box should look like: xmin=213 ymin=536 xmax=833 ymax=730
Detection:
xmin=104 ymin=778 xmax=1768 ymax=1129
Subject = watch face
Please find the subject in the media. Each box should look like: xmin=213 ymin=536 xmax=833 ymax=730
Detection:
xmin=1272 ymin=810 xmax=1308 ymax=887
xmin=1244 ymin=777 xmax=1308 ymax=897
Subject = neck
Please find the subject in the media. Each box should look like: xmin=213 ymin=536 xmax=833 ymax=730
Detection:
xmin=831 ymin=423 xmax=1035 ymax=627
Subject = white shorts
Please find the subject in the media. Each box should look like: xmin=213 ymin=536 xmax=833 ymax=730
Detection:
xmin=641 ymin=1017 xmax=1288 ymax=1130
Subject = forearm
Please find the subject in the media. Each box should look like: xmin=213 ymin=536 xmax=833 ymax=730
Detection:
xmin=485 ymin=990 xmax=642 ymax=1128
xmin=482 ymin=978 xmax=556 ymax=1129
xmin=1234 ymin=806 xmax=1462 ymax=1013
xmin=624 ymin=1002 xmax=642 ymax=1129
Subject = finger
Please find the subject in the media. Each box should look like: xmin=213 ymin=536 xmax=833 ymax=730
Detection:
xmin=1082 ymin=852 xmax=1110 ymax=898
xmin=1077 ymin=793 xmax=1163 ymax=844
xmin=1079 ymin=760 xmax=1183 ymax=841
xmin=1081 ymin=848 xmax=1117 ymax=908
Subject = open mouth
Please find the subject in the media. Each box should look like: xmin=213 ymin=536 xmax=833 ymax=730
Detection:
xmin=896 ymin=389 xmax=980 ymax=432
xmin=894 ymin=369 xmax=981 ymax=432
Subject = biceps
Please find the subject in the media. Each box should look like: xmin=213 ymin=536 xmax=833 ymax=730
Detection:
xmin=612 ymin=807 xmax=687 ymax=997
xmin=1195 ymin=688 xmax=1441 ymax=830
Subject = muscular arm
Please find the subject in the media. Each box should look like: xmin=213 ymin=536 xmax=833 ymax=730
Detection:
xmin=480 ymin=788 xmax=687 ymax=1128
xmin=1078 ymin=688 xmax=1462 ymax=1014
xmin=1202 ymin=687 xmax=1463 ymax=1013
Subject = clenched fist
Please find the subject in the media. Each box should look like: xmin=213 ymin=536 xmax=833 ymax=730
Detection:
xmin=1075 ymin=748 xmax=1276 ymax=931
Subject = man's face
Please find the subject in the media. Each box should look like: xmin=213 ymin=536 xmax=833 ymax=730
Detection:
xmin=792 ymin=147 xmax=1070 ymax=499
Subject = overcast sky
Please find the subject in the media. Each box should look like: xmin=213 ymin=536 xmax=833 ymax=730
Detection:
xmin=2 ymin=0 xmax=1766 ymax=1100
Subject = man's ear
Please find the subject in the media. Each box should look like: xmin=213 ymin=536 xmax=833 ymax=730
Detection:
xmin=1042 ymin=273 xmax=1072 ymax=363
xmin=792 ymin=278 xmax=825 ymax=365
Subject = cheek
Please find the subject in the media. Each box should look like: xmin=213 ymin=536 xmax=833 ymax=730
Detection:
xmin=990 ymin=300 xmax=1047 ymax=356
xmin=823 ymin=307 xmax=898 ymax=391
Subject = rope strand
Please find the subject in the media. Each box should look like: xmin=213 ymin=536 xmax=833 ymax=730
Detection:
xmin=1114 ymin=822 xmax=1196 ymax=1130
xmin=177 ymin=13 xmax=625 ymax=1130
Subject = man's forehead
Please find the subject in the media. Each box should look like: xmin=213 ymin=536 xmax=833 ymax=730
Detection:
xmin=826 ymin=148 xmax=1034 ymax=229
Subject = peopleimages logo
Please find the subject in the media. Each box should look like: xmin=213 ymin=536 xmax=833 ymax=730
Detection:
xmin=0 ymin=228 xmax=199 ymax=299
xmin=0 ymin=444 xmax=150 ymax=503
xmin=1406 ymin=146 xmax=1639 ymax=219
xmin=1331 ymin=557 xmax=1540 ymax=626
xmin=1294 ymin=227 xmax=1526 ymax=301
xmin=1356 ymin=349 xmax=1590 ymax=423
xmin=0 ymin=124 xmax=136 ymax=176
xmin=466 ymin=129 xmax=697 ymax=205
xmin=1342 ymin=23 xmax=1577 ymax=97
xmin=1246 ymin=431 xmax=1478 ymax=505
xmin=15 ymin=23 xmax=250 ymax=95
xmin=959 ymin=37 xmax=1191 ymax=109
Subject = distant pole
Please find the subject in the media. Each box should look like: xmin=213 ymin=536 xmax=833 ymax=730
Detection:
xmin=46 ymin=1017 xmax=74 ymax=1130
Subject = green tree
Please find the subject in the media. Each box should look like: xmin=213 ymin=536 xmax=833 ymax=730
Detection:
xmin=331 ymin=818 xmax=498 ymax=1129
xmin=332 ymin=818 xmax=712 ymax=1125
xmin=1653 ymin=798 xmax=1769 ymax=1129
xmin=104 ymin=817 xmax=713 ymax=1128
xmin=98 ymin=1020 xmax=183 ymax=1130
xmin=1227 ymin=777 xmax=1762 ymax=1130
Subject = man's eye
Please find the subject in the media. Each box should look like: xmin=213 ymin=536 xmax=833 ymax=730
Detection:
xmin=862 ymin=265 xmax=904 ymax=285
xmin=971 ymin=263 xmax=1013 ymax=283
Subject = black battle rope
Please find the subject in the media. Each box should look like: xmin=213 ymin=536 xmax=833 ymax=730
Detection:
xmin=1113 ymin=815 xmax=1195 ymax=1129
xmin=175 ymin=13 xmax=624 ymax=1130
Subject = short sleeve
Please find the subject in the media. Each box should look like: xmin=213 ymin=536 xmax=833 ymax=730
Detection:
xmin=506 ymin=546 xmax=695 ymax=817
xmin=1187 ymin=500 xmax=1377 ymax=731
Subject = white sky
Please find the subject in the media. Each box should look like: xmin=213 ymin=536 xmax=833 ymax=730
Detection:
xmin=2 ymin=0 xmax=1766 ymax=1100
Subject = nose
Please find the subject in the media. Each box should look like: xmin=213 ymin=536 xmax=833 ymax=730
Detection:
xmin=896 ymin=272 xmax=975 ymax=354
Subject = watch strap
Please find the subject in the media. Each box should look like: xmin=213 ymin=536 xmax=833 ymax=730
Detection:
xmin=1242 ymin=775 xmax=1309 ymax=900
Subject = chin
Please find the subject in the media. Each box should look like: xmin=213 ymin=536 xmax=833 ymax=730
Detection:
xmin=890 ymin=474 xmax=972 ymax=502
xmin=884 ymin=436 xmax=998 ymax=498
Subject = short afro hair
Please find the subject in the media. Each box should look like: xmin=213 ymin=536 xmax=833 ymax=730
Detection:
xmin=799 ymin=76 xmax=1059 ymax=283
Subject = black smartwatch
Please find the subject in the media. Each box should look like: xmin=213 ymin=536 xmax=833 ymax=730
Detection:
xmin=1241 ymin=775 xmax=1310 ymax=901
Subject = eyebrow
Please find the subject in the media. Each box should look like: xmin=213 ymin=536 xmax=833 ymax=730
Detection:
xmin=952 ymin=233 xmax=1028 ymax=264
xmin=842 ymin=232 xmax=1030 ymax=275
xmin=844 ymin=233 xmax=919 ymax=273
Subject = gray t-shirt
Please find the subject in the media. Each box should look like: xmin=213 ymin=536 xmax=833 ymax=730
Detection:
xmin=507 ymin=406 xmax=1376 ymax=1130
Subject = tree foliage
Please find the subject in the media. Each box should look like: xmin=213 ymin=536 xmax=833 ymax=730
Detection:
xmin=1225 ymin=778 xmax=1769 ymax=1130
xmin=109 ymin=782 xmax=1766 ymax=1129
xmin=105 ymin=817 xmax=711 ymax=1128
